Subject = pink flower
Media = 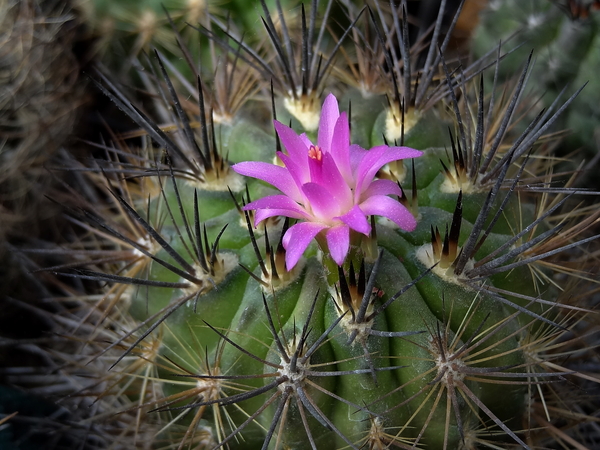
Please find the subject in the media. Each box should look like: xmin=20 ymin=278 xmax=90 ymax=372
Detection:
xmin=232 ymin=94 xmax=422 ymax=270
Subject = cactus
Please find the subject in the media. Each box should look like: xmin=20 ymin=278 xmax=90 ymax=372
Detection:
xmin=0 ymin=1 xmax=91 ymax=447
xmin=12 ymin=1 xmax=600 ymax=449
xmin=472 ymin=0 xmax=600 ymax=161
xmin=0 ymin=0 xmax=82 ymax=245
xmin=75 ymin=0 xmax=288 ymax=78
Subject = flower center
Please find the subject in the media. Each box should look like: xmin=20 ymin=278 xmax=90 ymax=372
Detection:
xmin=308 ymin=145 xmax=323 ymax=162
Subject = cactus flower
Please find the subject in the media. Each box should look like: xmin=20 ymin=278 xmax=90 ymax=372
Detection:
xmin=233 ymin=93 xmax=422 ymax=269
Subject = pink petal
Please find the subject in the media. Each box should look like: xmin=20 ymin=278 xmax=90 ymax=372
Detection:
xmin=360 ymin=179 xmax=403 ymax=200
xmin=278 ymin=151 xmax=310 ymax=188
xmin=302 ymin=182 xmax=342 ymax=221
xmin=349 ymin=144 xmax=368 ymax=173
xmin=336 ymin=204 xmax=371 ymax=235
xmin=326 ymin=225 xmax=350 ymax=266
xmin=255 ymin=208 xmax=306 ymax=224
xmin=274 ymin=121 xmax=309 ymax=172
xmin=329 ymin=112 xmax=352 ymax=183
xmin=353 ymin=146 xmax=387 ymax=195
xmin=283 ymin=222 xmax=328 ymax=270
xmin=244 ymin=195 xmax=309 ymax=224
xmin=318 ymin=94 xmax=340 ymax=151
xmin=232 ymin=161 xmax=302 ymax=201
xmin=360 ymin=195 xmax=417 ymax=231
xmin=363 ymin=146 xmax=423 ymax=181
xmin=307 ymin=152 xmax=352 ymax=209
xmin=299 ymin=133 xmax=313 ymax=149
xmin=244 ymin=195 xmax=303 ymax=211
xmin=389 ymin=147 xmax=423 ymax=159
xmin=355 ymin=146 xmax=422 ymax=197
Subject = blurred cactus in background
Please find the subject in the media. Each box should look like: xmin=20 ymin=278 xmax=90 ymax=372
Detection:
xmin=2 ymin=1 xmax=600 ymax=449
xmin=473 ymin=0 xmax=600 ymax=169
xmin=0 ymin=0 xmax=88 ymax=447
xmin=74 ymin=0 xmax=286 ymax=77
xmin=0 ymin=0 xmax=83 ymax=246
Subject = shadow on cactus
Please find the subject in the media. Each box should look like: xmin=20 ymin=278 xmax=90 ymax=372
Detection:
xmin=26 ymin=0 xmax=600 ymax=449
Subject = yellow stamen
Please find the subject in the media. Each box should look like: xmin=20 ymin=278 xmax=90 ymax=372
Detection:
xmin=308 ymin=145 xmax=323 ymax=161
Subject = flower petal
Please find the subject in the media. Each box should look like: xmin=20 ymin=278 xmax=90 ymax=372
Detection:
xmin=299 ymin=133 xmax=313 ymax=149
xmin=255 ymin=208 xmax=306 ymax=224
xmin=326 ymin=225 xmax=350 ymax=266
xmin=367 ymin=146 xmax=423 ymax=178
xmin=306 ymin=151 xmax=353 ymax=209
xmin=274 ymin=121 xmax=309 ymax=172
xmin=348 ymin=144 xmax=368 ymax=172
xmin=355 ymin=146 xmax=422 ymax=196
xmin=353 ymin=146 xmax=387 ymax=196
xmin=283 ymin=222 xmax=328 ymax=270
xmin=329 ymin=112 xmax=352 ymax=183
xmin=232 ymin=161 xmax=302 ymax=201
xmin=360 ymin=179 xmax=403 ymax=200
xmin=244 ymin=195 xmax=309 ymax=224
xmin=336 ymin=204 xmax=371 ymax=235
xmin=302 ymin=182 xmax=342 ymax=221
xmin=278 ymin=151 xmax=309 ymax=188
xmin=318 ymin=93 xmax=340 ymax=151
xmin=360 ymin=195 xmax=417 ymax=231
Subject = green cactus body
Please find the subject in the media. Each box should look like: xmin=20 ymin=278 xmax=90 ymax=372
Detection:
xmin=101 ymin=76 xmax=566 ymax=448
xmin=473 ymin=0 xmax=600 ymax=158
